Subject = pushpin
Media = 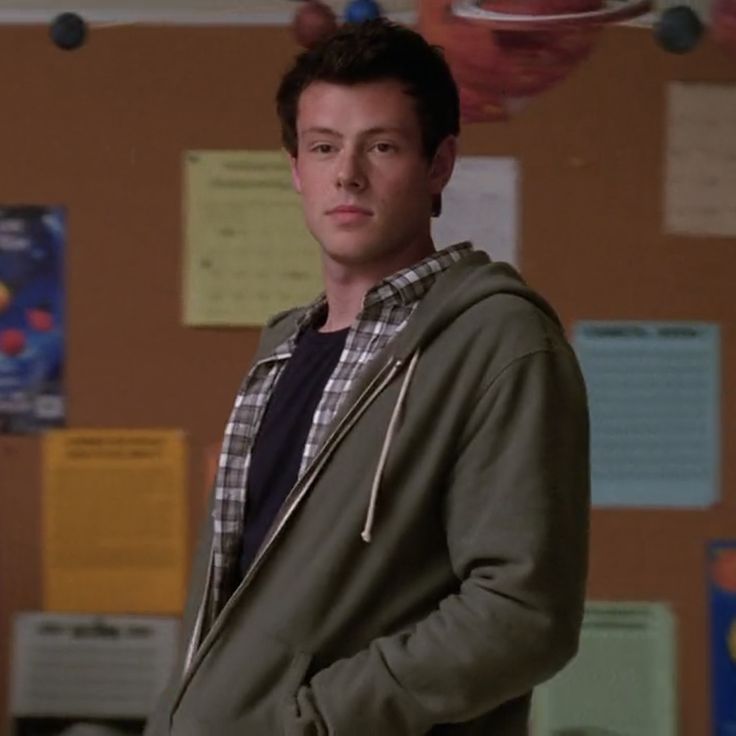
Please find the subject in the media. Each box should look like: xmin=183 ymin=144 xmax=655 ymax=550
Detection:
xmin=654 ymin=6 xmax=703 ymax=54
xmin=344 ymin=0 xmax=383 ymax=24
xmin=50 ymin=12 xmax=88 ymax=51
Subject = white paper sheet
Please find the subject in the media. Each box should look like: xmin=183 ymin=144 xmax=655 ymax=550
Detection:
xmin=432 ymin=156 xmax=519 ymax=266
xmin=665 ymin=83 xmax=736 ymax=237
xmin=573 ymin=321 xmax=720 ymax=507
xmin=9 ymin=612 xmax=179 ymax=719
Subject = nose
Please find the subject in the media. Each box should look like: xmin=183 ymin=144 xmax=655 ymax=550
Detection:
xmin=336 ymin=149 xmax=366 ymax=191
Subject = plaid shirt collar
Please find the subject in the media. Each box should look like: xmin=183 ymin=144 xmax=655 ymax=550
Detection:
xmin=281 ymin=241 xmax=474 ymax=353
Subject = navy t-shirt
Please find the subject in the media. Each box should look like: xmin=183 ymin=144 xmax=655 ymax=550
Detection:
xmin=239 ymin=324 xmax=349 ymax=577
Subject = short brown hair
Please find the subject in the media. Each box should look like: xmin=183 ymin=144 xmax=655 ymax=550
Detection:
xmin=276 ymin=18 xmax=460 ymax=161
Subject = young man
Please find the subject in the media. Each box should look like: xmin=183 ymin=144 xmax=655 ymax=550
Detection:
xmin=146 ymin=19 xmax=589 ymax=736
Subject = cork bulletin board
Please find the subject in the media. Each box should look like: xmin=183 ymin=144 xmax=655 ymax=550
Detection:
xmin=0 ymin=20 xmax=734 ymax=733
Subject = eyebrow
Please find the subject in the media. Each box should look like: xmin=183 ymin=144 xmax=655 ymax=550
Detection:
xmin=300 ymin=126 xmax=410 ymax=138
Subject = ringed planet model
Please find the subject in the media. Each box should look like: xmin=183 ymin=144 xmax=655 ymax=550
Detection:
xmin=451 ymin=0 xmax=652 ymax=29
xmin=421 ymin=0 xmax=652 ymax=123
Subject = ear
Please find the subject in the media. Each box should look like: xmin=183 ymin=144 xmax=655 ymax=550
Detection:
xmin=428 ymin=135 xmax=457 ymax=196
xmin=287 ymin=150 xmax=302 ymax=194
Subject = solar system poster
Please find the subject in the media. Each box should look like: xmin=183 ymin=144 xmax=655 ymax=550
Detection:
xmin=709 ymin=540 xmax=736 ymax=735
xmin=0 ymin=206 xmax=65 ymax=433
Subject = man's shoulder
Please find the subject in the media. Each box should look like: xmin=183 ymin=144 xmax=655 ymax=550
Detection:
xmin=439 ymin=290 xmax=572 ymax=376
xmin=265 ymin=306 xmax=306 ymax=330
xmin=461 ymin=289 xmax=564 ymax=340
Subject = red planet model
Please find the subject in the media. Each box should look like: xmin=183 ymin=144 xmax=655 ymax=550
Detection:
xmin=293 ymin=0 xmax=339 ymax=48
xmin=0 ymin=328 xmax=26 ymax=357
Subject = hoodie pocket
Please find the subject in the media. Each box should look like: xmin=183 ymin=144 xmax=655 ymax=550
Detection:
xmin=171 ymin=646 xmax=315 ymax=736
xmin=281 ymin=650 xmax=323 ymax=736
xmin=283 ymin=650 xmax=313 ymax=698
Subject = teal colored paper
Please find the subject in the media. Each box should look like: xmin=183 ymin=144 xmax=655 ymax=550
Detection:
xmin=573 ymin=321 xmax=720 ymax=508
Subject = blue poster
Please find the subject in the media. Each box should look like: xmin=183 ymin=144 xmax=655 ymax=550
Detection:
xmin=710 ymin=540 xmax=736 ymax=736
xmin=0 ymin=206 xmax=65 ymax=433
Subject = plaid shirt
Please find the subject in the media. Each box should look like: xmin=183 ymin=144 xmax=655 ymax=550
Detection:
xmin=211 ymin=242 xmax=473 ymax=617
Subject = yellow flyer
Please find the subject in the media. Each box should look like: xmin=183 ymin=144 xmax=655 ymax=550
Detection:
xmin=183 ymin=150 xmax=323 ymax=326
xmin=42 ymin=429 xmax=188 ymax=614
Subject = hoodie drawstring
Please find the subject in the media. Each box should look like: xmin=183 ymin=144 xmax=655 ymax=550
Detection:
xmin=361 ymin=350 xmax=421 ymax=543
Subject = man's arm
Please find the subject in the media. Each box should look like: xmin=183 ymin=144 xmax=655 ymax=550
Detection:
xmin=287 ymin=345 xmax=590 ymax=735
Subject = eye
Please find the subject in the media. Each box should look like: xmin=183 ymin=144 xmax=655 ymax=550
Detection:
xmin=309 ymin=143 xmax=335 ymax=155
xmin=371 ymin=141 xmax=397 ymax=154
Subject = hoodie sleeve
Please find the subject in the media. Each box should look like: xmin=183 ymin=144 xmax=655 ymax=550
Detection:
xmin=285 ymin=345 xmax=591 ymax=735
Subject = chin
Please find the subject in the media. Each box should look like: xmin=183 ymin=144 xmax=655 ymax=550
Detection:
xmin=320 ymin=235 xmax=389 ymax=267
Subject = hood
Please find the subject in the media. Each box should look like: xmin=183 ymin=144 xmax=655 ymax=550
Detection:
xmin=386 ymin=249 xmax=563 ymax=363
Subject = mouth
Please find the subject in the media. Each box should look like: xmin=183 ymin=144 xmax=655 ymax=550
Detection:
xmin=326 ymin=205 xmax=373 ymax=225
xmin=327 ymin=205 xmax=373 ymax=215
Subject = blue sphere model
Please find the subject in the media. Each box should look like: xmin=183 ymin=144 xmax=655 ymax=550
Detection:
xmin=344 ymin=0 xmax=382 ymax=23
xmin=654 ymin=5 xmax=703 ymax=54
xmin=49 ymin=12 xmax=87 ymax=50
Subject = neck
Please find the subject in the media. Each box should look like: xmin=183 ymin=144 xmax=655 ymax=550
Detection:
xmin=319 ymin=278 xmax=369 ymax=332
xmin=318 ymin=235 xmax=436 ymax=332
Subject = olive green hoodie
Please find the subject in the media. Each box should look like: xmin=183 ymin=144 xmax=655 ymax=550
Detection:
xmin=145 ymin=251 xmax=590 ymax=735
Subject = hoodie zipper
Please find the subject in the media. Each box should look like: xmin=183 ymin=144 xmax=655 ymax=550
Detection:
xmin=172 ymin=355 xmax=405 ymax=713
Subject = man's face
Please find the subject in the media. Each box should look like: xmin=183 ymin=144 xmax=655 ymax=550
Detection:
xmin=289 ymin=79 xmax=455 ymax=274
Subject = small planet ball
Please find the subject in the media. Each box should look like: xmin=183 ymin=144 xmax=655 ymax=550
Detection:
xmin=0 ymin=281 xmax=11 ymax=313
xmin=27 ymin=307 xmax=55 ymax=332
xmin=0 ymin=329 xmax=26 ymax=357
xmin=712 ymin=549 xmax=736 ymax=593
xmin=344 ymin=0 xmax=383 ymax=23
xmin=49 ymin=12 xmax=88 ymax=51
xmin=293 ymin=1 xmax=338 ymax=49
xmin=654 ymin=5 xmax=703 ymax=54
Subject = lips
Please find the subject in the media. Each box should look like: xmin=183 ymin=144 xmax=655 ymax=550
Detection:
xmin=327 ymin=205 xmax=372 ymax=214
xmin=326 ymin=204 xmax=373 ymax=224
